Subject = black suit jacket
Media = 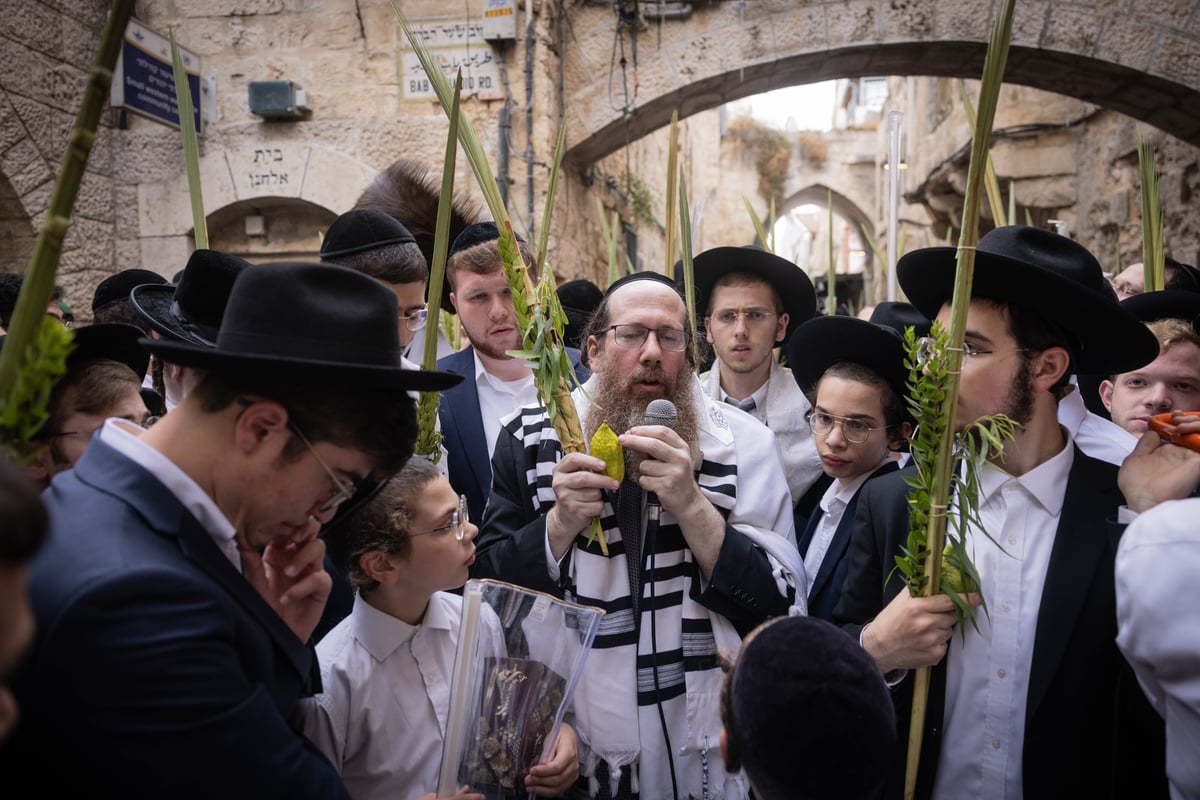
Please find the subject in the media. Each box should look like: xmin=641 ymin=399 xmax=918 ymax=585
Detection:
xmin=797 ymin=460 xmax=898 ymax=621
xmin=833 ymin=448 xmax=1166 ymax=800
xmin=437 ymin=345 xmax=588 ymax=524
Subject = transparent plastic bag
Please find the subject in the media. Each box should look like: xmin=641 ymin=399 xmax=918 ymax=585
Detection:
xmin=438 ymin=579 xmax=604 ymax=799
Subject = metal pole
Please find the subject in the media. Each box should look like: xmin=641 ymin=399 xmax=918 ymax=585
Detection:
xmin=887 ymin=111 xmax=903 ymax=302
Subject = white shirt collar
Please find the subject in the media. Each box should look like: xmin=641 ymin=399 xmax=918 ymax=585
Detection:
xmin=96 ymin=418 xmax=240 ymax=568
xmin=351 ymin=591 xmax=456 ymax=662
xmin=977 ymin=427 xmax=1074 ymax=516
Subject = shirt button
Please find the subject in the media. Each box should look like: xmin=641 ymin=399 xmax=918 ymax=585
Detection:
xmin=1008 ymin=536 xmax=1017 ymax=546
xmin=992 ymin=739 xmax=1002 ymax=750
xmin=1001 ymin=602 xmax=1012 ymax=613
xmin=997 ymin=668 xmax=1006 ymax=678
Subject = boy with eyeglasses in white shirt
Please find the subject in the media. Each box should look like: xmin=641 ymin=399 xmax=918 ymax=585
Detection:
xmin=299 ymin=456 xmax=579 ymax=800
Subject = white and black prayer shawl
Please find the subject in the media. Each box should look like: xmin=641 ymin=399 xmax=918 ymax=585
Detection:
xmin=505 ymin=376 xmax=806 ymax=800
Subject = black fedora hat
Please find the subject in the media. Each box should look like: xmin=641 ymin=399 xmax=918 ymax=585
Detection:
xmin=130 ymin=249 xmax=252 ymax=347
xmin=787 ymin=316 xmax=911 ymax=420
xmin=92 ymin=269 xmax=167 ymax=313
xmin=141 ymin=262 xmax=463 ymax=392
xmin=70 ymin=323 xmax=150 ymax=380
xmin=1120 ymin=289 xmax=1200 ymax=327
xmin=320 ymin=209 xmax=416 ymax=259
xmin=685 ymin=246 xmax=817 ymax=339
xmin=898 ymin=226 xmax=1157 ymax=375
xmin=869 ymin=301 xmax=931 ymax=339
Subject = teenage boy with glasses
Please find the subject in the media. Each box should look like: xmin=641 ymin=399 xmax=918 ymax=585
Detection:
xmin=786 ymin=315 xmax=913 ymax=621
xmin=299 ymin=456 xmax=579 ymax=800
xmin=687 ymin=245 xmax=825 ymax=512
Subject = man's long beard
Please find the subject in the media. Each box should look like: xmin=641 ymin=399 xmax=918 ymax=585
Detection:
xmin=584 ymin=361 xmax=701 ymax=478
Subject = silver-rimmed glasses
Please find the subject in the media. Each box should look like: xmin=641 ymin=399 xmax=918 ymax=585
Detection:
xmin=287 ymin=420 xmax=358 ymax=513
xmin=410 ymin=494 xmax=469 ymax=540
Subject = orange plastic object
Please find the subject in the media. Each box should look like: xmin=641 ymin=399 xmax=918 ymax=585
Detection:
xmin=1148 ymin=412 xmax=1200 ymax=452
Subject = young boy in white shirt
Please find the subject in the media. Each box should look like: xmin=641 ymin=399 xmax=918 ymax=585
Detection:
xmin=299 ymin=457 xmax=579 ymax=800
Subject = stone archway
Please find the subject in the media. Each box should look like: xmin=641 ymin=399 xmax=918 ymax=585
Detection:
xmin=137 ymin=144 xmax=376 ymax=271
xmin=563 ymin=2 xmax=1200 ymax=163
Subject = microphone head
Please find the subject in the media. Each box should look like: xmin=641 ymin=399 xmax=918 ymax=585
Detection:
xmin=644 ymin=398 xmax=678 ymax=430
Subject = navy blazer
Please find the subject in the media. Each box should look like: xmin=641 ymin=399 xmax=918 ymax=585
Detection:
xmin=796 ymin=460 xmax=898 ymax=621
xmin=437 ymin=344 xmax=588 ymax=524
xmin=0 ymin=440 xmax=349 ymax=799
xmin=832 ymin=449 xmax=1166 ymax=800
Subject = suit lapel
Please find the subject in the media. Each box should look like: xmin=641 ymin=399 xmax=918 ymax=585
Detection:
xmin=1026 ymin=449 xmax=1116 ymax=721
xmin=441 ymin=347 xmax=491 ymax=498
xmin=74 ymin=441 xmax=317 ymax=680
xmin=809 ymin=462 xmax=899 ymax=598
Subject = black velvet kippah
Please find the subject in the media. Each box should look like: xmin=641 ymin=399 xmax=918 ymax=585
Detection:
xmin=730 ymin=616 xmax=896 ymax=800
xmin=320 ymin=209 xmax=416 ymax=259
xmin=602 ymin=270 xmax=680 ymax=299
xmin=448 ymin=221 xmax=525 ymax=258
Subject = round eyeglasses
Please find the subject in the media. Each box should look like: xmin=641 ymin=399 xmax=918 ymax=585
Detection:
xmin=402 ymin=307 xmax=428 ymax=332
xmin=595 ymin=323 xmax=688 ymax=352
xmin=410 ymin=494 xmax=469 ymax=540
xmin=807 ymin=411 xmax=885 ymax=444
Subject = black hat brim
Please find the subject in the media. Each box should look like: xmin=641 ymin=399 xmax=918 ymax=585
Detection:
xmin=688 ymin=247 xmax=817 ymax=338
xmin=898 ymin=247 xmax=1158 ymax=375
xmin=130 ymin=284 xmax=218 ymax=346
xmin=141 ymin=337 xmax=463 ymax=392
xmin=1120 ymin=289 xmax=1200 ymax=327
xmin=787 ymin=316 xmax=910 ymax=413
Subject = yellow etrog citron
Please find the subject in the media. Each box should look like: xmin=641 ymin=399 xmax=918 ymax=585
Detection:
xmin=589 ymin=422 xmax=624 ymax=482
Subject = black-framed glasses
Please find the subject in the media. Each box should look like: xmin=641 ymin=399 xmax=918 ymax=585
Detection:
xmin=706 ymin=308 xmax=779 ymax=328
xmin=596 ymin=323 xmax=688 ymax=352
xmin=410 ymin=494 xmax=469 ymax=540
xmin=401 ymin=307 xmax=427 ymax=332
xmin=287 ymin=420 xmax=358 ymax=513
xmin=807 ymin=410 xmax=885 ymax=444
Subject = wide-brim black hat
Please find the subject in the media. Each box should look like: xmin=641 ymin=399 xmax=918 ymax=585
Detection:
xmin=70 ymin=323 xmax=151 ymax=381
xmin=131 ymin=249 xmax=252 ymax=347
xmin=320 ymin=209 xmax=416 ymax=259
xmin=685 ymin=246 xmax=817 ymax=338
xmin=92 ymin=269 xmax=167 ymax=313
xmin=869 ymin=301 xmax=931 ymax=339
xmin=898 ymin=226 xmax=1157 ymax=375
xmin=141 ymin=262 xmax=463 ymax=392
xmin=1077 ymin=289 xmax=1200 ymax=417
xmin=787 ymin=316 xmax=911 ymax=420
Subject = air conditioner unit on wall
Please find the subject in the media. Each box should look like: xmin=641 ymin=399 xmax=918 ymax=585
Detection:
xmin=248 ymin=80 xmax=312 ymax=121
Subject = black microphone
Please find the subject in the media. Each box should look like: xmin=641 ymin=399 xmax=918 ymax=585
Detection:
xmin=642 ymin=398 xmax=677 ymax=522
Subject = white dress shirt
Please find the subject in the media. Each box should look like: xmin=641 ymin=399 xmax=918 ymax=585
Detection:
xmin=96 ymin=418 xmax=240 ymax=570
xmin=933 ymin=433 xmax=1073 ymax=800
xmin=299 ymin=592 xmax=462 ymax=800
xmin=475 ymin=350 xmax=538 ymax=463
xmin=802 ymin=460 xmax=886 ymax=586
xmin=1116 ymin=498 xmax=1200 ymax=800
